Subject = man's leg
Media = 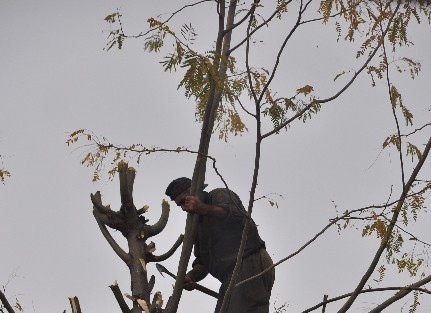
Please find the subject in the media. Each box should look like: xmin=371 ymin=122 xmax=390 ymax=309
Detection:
xmin=226 ymin=248 xmax=275 ymax=313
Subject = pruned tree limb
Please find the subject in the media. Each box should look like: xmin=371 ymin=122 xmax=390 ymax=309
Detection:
xmin=93 ymin=210 xmax=130 ymax=264
xmin=92 ymin=209 xmax=127 ymax=234
xmin=119 ymin=164 xmax=135 ymax=206
xmin=0 ymin=289 xmax=15 ymax=313
xmin=146 ymin=200 xmax=170 ymax=238
xmin=68 ymin=296 xmax=82 ymax=313
xmin=109 ymin=281 xmax=130 ymax=313
xmin=147 ymin=234 xmax=184 ymax=262
xmin=90 ymin=191 xmax=111 ymax=215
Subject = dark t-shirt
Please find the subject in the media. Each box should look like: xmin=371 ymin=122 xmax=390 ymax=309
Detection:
xmin=192 ymin=188 xmax=265 ymax=281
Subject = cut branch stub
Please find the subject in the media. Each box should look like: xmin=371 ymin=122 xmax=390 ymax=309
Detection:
xmin=91 ymin=191 xmax=111 ymax=215
xmin=109 ymin=281 xmax=131 ymax=313
xmin=119 ymin=162 xmax=135 ymax=207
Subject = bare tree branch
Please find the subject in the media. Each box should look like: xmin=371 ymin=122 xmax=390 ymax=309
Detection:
xmin=109 ymin=281 xmax=131 ymax=313
xmin=302 ymin=283 xmax=431 ymax=313
xmin=68 ymin=296 xmax=82 ymax=313
xmin=337 ymin=136 xmax=431 ymax=313
xmin=146 ymin=200 xmax=170 ymax=238
xmin=93 ymin=210 xmax=130 ymax=264
xmin=90 ymin=191 xmax=111 ymax=215
xmin=368 ymin=275 xmax=431 ymax=313
xmin=147 ymin=235 xmax=184 ymax=263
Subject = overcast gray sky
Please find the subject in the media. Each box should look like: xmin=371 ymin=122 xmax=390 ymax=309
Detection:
xmin=1 ymin=1 xmax=430 ymax=313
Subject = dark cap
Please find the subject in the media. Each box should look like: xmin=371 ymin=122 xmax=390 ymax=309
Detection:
xmin=165 ymin=177 xmax=208 ymax=200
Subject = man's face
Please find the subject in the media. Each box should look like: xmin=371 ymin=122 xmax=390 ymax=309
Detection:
xmin=174 ymin=189 xmax=189 ymax=210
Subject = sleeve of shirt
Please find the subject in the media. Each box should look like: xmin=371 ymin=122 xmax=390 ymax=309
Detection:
xmin=209 ymin=188 xmax=247 ymax=222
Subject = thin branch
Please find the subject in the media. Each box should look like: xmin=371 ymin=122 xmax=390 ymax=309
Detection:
xmin=228 ymin=0 xmax=295 ymax=55
xmin=368 ymin=275 xmax=431 ymax=313
xmin=336 ymin=135 xmax=431 ymax=313
xmin=302 ymin=284 xmax=431 ymax=313
xmin=93 ymin=210 xmax=130 ymax=264
xmin=262 ymin=0 xmax=402 ymax=139
xmin=256 ymin=0 xmax=305 ymax=108
xmin=114 ymin=0 xmax=214 ymax=40
xmin=381 ymin=215 xmax=431 ymax=247
xmin=402 ymin=122 xmax=431 ymax=137
xmin=381 ymin=20 xmax=406 ymax=192
xmin=235 ymin=180 xmax=431 ymax=287
xmin=236 ymin=206 xmax=359 ymax=287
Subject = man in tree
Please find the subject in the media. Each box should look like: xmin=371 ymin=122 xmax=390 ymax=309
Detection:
xmin=166 ymin=177 xmax=275 ymax=313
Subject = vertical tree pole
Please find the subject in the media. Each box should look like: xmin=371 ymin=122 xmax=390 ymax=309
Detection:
xmin=164 ymin=1 xmax=239 ymax=313
xmin=91 ymin=162 xmax=183 ymax=313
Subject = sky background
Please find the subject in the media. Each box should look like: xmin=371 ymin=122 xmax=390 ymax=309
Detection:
xmin=1 ymin=1 xmax=430 ymax=313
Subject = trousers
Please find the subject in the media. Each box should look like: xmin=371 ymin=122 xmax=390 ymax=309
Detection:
xmin=214 ymin=248 xmax=275 ymax=313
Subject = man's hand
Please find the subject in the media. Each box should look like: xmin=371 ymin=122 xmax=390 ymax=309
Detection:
xmin=184 ymin=265 xmax=208 ymax=291
xmin=183 ymin=273 xmax=196 ymax=291
xmin=183 ymin=196 xmax=227 ymax=217
xmin=183 ymin=196 xmax=208 ymax=215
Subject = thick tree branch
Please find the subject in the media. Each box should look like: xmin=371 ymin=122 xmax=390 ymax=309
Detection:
xmin=164 ymin=1 xmax=237 ymax=312
xmin=109 ymin=281 xmax=131 ymax=313
xmin=146 ymin=200 xmax=170 ymax=238
xmin=68 ymin=296 xmax=82 ymax=313
xmin=119 ymin=165 xmax=135 ymax=206
xmin=93 ymin=211 xmax=130 ymax=264
xmin=147 ymin=235 xmax=184 ymax=263
xmin=90 ymin=191 xmax=111 ymax=215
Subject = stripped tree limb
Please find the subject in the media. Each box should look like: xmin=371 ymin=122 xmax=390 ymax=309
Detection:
xmin=68 ymin=296 xmax=82 ymax=313
xmin=109 ymin=281 xmax=130 ymax=313
xmin=93 ymin=211 xmax=130 ymax=264
xmin=146 ymin=200 xmax=170 ymax=238
xmin=147 ymin=234 xmax=184 ymax=263
xmin=90 ymin=191 xmax=111 ymax=215
xmin=119 ymin=164 xmax=135 ymax=206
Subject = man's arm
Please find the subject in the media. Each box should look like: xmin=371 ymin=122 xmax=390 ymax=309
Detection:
xmin=183 ymin=195 xmax=227 ymax=217
xmin=184 ymin=263 xmax=209 ymax=290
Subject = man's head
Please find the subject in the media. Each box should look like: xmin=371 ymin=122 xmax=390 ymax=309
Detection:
xmin=165 ymin=177 xmax=208 ymax=204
